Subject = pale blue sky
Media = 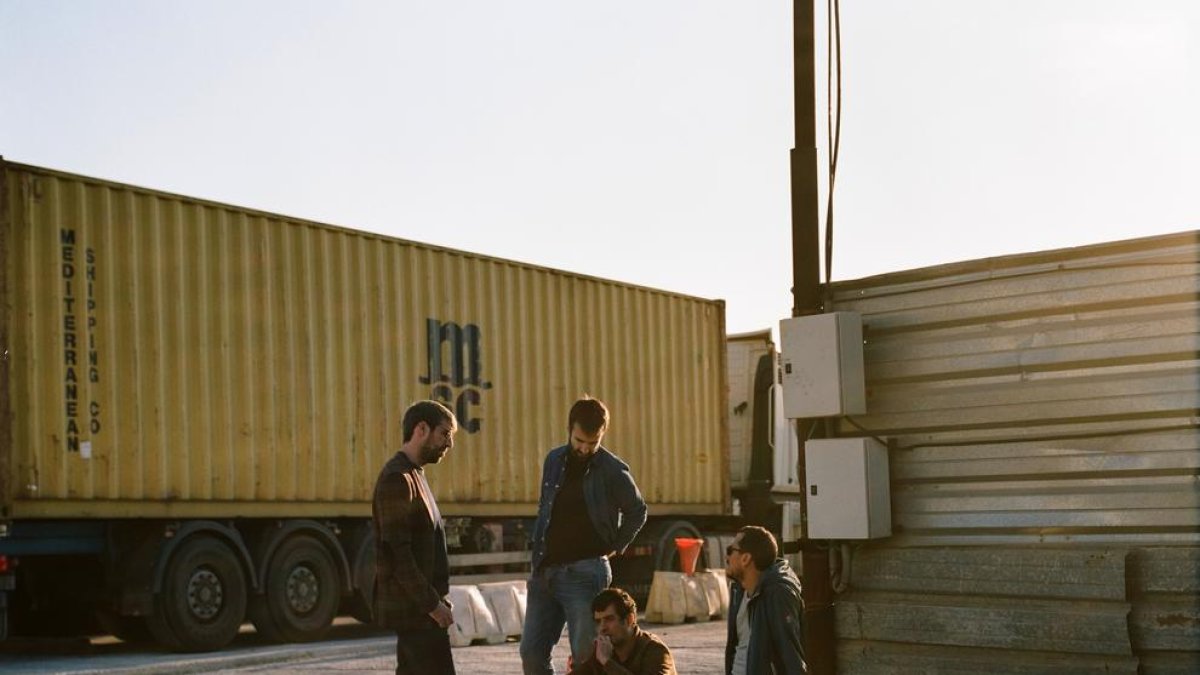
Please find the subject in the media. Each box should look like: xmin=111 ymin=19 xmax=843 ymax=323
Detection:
xmin=2 ymin=1 xmax=1197 ymax=333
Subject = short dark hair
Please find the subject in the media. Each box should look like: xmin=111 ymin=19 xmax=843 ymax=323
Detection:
xmin=402 ymin=400 xmax=456 ymax=442
xmin=592 ymin=587 xmax=637 ymax=622
xmin=737 ymin=525 xmax=779 ymax=571
xmin=569 ymin=396 xmax=609 ymax=435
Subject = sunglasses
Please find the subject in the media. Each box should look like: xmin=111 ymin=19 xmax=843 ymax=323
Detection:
xmin=726 ymin=544 xmax=743 ymax=556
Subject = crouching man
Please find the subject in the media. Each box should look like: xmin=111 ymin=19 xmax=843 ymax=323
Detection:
xmin=572 ymin=587 xmax=676 ymax=675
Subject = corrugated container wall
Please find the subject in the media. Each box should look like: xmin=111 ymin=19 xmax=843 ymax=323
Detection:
xmin=0 ymin=161 xmax=728 ymax=520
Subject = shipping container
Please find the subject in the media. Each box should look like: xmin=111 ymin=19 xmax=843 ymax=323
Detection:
xmin=0 ymin=159 xmax=737 ymax=650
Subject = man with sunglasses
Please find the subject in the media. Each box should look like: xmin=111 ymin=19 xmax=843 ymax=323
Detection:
xmin=372 ymin=400 xmax=460 ymax=675
xmin=724 ymin=526 xmax=807 ymax=674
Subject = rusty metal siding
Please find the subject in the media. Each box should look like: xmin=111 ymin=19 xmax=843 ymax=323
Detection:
xmin=824 ymin=232 xmax=1199 ymax=672
xmin=2 ymin=161 xmax=727 ymax=518
xmin=837 ymin=641 xmax=1140 ymax=675
xmin=837 ymin=547 xmax=1139 ymax=673
xmin=829 ymin=231 xmax=1199 ymax=547
xmin=1128 ymin=548 xmax=1200 ymax=673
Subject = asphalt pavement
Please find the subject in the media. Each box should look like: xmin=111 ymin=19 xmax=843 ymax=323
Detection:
xmin=0 ymin=617 xmax=729 ymax=674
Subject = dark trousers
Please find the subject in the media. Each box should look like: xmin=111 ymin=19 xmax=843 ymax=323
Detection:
xmin=395 ymin=627 xmax=456 ymax=675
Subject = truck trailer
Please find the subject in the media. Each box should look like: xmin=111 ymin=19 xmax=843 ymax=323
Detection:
xmin=0 ymin=159 xmax=798 ymax=651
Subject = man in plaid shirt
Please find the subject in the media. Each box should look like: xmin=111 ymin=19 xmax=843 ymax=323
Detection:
xmin=372 ymin=400 xmax=459 ymax=675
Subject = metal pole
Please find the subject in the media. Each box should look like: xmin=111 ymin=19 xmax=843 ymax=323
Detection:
xmin=792 ymin=2 xmax=836 ymax=673
xmin=791 ymin=2 xmax=821 ymax=318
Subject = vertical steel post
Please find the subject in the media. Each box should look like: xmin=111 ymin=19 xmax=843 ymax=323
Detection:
xmin=792 ymin=2 xmax=836 ymax=673
xmin=792 ymin=3 xmax=821 ymax=318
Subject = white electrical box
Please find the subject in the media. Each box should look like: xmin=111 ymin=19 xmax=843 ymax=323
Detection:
xmin=779 ymin=312 xmax=865 ymax=418
xmin=804 ymin=437 xmax=891 ymax=539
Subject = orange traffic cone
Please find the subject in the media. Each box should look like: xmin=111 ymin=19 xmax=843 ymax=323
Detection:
xmin=674 ymin=537 xmax=704 ymax=575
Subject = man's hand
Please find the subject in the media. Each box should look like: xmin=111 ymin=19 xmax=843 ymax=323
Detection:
xmin=428 ymin=601 xmax=454 ymax=628
xmin=594 ymin=634 xmax=614 ymax=665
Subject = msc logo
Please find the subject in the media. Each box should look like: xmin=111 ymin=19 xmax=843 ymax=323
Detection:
xmin=419 ymin=318 xmax=492 ymax=433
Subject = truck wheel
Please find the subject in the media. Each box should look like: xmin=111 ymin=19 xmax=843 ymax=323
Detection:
xmin=248 ymin=535 xmax=339 ymax=643
xmin=146 ymin=535 xmax=248 ymax=652
xmin=653 ymin=520 xmax=704 ymax=573
xmin=95 ymin=608 xmax=153 ymax=644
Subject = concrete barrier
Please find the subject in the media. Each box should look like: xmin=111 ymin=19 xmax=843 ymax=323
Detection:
xmin=696 ymin=569 xmax=730 ymax=618
xmin=446 ymin=580 xmax=528 ymax=647
xmin=645 ymin=571 xmax=688 ymax=624
xmin=477 ymin=580 xmax=526 ymax=638
xmin=447 ymin=584 xmax=505 ymax=646
xmin=683 ymin=575 xmax=708 ymax=621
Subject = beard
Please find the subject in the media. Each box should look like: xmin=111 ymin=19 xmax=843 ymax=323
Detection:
xmin=419 ymin=440 xmax=450 ymax=464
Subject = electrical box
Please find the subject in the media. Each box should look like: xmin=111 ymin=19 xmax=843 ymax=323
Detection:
xmin=804 ymin=437 xmax=891 ymax=539
xmin=779 ymin=312 xmax=865 ymax=418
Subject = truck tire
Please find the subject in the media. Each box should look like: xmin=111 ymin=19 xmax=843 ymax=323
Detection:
xmin=95 ymin=608 xmax=153 ymax=644
xmin=652 ymin=520 xmax=704 ymax=573
xmin=145 ymin=535 xmax=248 ymax=652
xmin=248 ymin=535 xmax=339 ymax=643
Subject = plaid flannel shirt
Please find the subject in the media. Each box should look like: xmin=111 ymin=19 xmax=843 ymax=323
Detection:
xmin=371 ymin=451 xmax=449 ymax=631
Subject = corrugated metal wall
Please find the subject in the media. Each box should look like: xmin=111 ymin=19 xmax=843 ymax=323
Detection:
xmin=2 ymin=161 xmax=728 ymax=519
xmin=826 ymin=232 xmax=1199 ymax=672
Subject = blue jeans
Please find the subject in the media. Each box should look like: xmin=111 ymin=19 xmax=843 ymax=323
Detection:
xmin=519 ymin=557 xmax=612 ymax=675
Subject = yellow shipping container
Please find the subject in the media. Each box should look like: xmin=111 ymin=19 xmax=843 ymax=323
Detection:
xmin=0 ymin=160 xmax=729 ymax=520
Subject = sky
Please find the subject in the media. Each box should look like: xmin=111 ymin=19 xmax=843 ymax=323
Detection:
xmin=2 ymin=0 xmax=1197 ymax=334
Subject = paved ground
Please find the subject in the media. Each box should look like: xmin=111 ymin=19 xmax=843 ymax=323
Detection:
xmin=0 ymin=617 xmax=728 ymax=674
xmin=230 ymin=620 xmax=727 ymax=674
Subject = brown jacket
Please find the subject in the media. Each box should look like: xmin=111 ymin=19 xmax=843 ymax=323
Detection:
xmin=572 ymin=626 xmax=677 ymax=675
xmin=371 ymin=451 xmax=449 ymax=631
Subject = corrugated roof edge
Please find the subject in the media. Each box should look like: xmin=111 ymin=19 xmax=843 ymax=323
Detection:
xmin=831 ymin=229 xmax=1200 ymax=291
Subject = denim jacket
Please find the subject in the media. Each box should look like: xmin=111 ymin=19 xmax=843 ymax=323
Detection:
xmin=530 ymin=444 xmax=648 ymax=572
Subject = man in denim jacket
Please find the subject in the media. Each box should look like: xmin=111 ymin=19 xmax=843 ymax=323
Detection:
xmin=520 ymin=397 xmax=649 ymax=675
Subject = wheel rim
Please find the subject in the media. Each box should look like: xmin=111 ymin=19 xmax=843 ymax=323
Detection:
xmin=187 ymin=567 xmax=224 ymax=622
xmin=285 ymin=565 xmax=320 ymax=615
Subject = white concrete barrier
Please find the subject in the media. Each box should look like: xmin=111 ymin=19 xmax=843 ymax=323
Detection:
xmin=696 ymin=569 xmax=730 ymax=618
xmin=644 ymin=571 xmax=688 ymax=624
xmin=447 ymin=586 xmax=478 ymax=647
xmin=477 ymin=580 xmax=526 ymax=638
xmin=683 ymin=575 xmax=709 ymax=621
xmin=447 ymin=584 xmax=506 ymax=646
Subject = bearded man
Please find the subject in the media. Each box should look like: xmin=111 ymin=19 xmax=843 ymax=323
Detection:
xmin=520 ymin=396 xmax=648 ymax=674
xmin=372 ymin=400 xmax=459 ymax=675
